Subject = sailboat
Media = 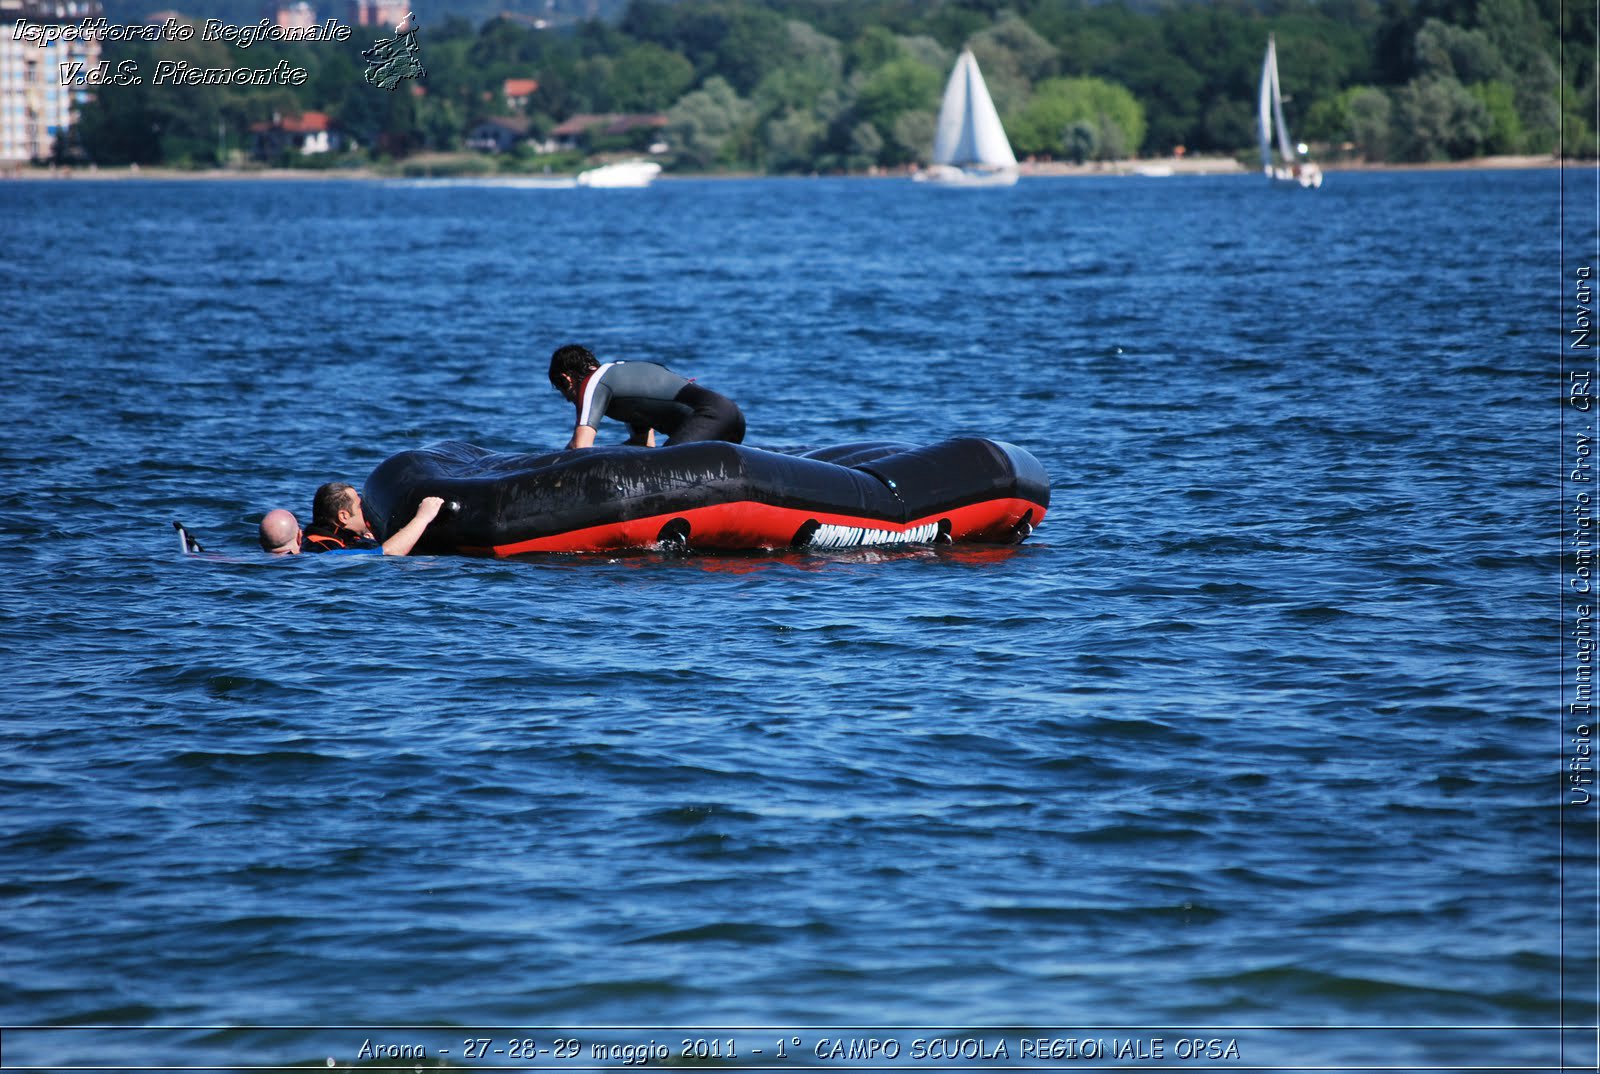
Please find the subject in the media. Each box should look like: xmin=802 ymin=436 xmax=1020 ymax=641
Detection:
xmin=1258 ymin=34 xmax=1322 ymax=188
xmin=915 ymin=48 xmax=1019 ymax=187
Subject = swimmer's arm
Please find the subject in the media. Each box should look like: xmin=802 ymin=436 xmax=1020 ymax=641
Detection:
xmin=624 ymin=423 xmax=656 ymax=447
xmin=381 ymin=496 xmax=444 ymax=556
xmin=566 ymin=424 xmax=597 ymax=450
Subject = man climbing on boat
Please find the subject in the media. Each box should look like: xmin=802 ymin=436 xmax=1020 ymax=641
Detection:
xmin=548 ymin=344 xmax=746 ymax=450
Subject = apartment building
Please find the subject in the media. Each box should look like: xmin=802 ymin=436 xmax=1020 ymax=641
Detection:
xmin=0 ymin=0 xmax=102 ymax=166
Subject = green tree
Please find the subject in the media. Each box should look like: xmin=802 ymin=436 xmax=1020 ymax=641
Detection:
xmin=468 ymin=17 xmax=535 ymax=70
xmin=1007 ymin=76 xmax=1145 ymax=161
xmin=72 ymin=42 xmax=162 ymax=164
xmin=666 ymin=75 xmax=755 ymax=169
xmin=919 ymin=4 xmax=993 ymax=51
xmin=763 ymin=107 xmax=826 ymax=171
xmin=848 ymin=25 xmax=903 ymax=73
xmin=752 ymin=21 xmax=844 ymax=115
xmin=711 ymin=7 xmax=792 ymax=93
xmin=374 ymin=82 xmax=424 ymax=157
xmin=527 ymin=52 xmax=595 ymax=120
xmin=853 ymin=56 xmax=942 ymax=133
xmin=1413 ymin=18 xmax=1507 ymax=83
xmin=1391 ymin=74 xmax=1492 ymax=159
xmin=1476 ymin=0 xmax=1555 ymax=76
xmin=1468 ymin=79 xmax=1523 ymax=152
xmin=846 ymin=118 xmax=883 ymax=170
xmin=628 ymin=2 xmax=790 ymax=94
xmin=1407 ymin=6 xmax=1558 ymax=153
xmin=1096 ymin=25 xmax=1204 ymax=153
xmin=890 ymin=109 xmax=937 ymax=163
xmin=617 ymin=0 xmax=678 ymax=46
xmin=749 ymin=21 xmax=851 ymax=170
xmin=1564 ymin=104 xmax=1598 ymax=159
xmin=136 ymin=36 xmax=245 ymax=165
xmin=1062 ymin=118 xmax=1096 ymax=163
xmin=605 ymin=43 xmax=696 ymax=111
xmin=1304 ymin=84 xmax=1394 ymax=159
xmin=970 ymin=14 xmax=1057 ymax=83
xmin=1200 ymin=98 xmax=1253 ymax=154
xmin=1508 ymin=47 xmax=1559 ymax=153
xmin=896 ymin=34 xmax=952 ymax=73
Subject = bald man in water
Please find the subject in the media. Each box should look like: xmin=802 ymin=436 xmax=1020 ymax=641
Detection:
xmin=257 ymin=488 xmax=443 ymax=556
xmin=258 ymin=509 xmax=302 ymax=555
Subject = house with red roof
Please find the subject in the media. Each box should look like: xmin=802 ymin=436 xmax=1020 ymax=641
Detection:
xmin=548 ymin=113 xmax=668 ymax=153
xmin=249 ymin=112 xmax=348 ymax=159
xmin=502 ymin=78 xmax=539 ymax=111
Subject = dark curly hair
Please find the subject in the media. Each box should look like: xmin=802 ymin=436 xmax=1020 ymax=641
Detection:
xmin=311 ymin=482 xmax=358 ymax=527
xmin=549 ymin=344 xmax=599 ymax=400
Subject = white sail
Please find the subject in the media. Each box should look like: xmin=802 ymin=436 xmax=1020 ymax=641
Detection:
xmin=924 ymin=48 xmax=1017 ymax=184
xmin=1257 ymin=35 xmax=1322 ymax=188
xmin=1258 ymin=36 xmax=1277 ymax=172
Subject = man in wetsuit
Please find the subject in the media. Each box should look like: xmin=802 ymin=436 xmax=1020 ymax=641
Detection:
xmin=548 ymin=344 xmax=745 ymax=450
xmin=299 ymin=481 xmax=445 ymax=556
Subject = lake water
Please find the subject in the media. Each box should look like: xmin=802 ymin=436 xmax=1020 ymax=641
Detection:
xmin=0 ymin=165 xmax=1591 ymax=1071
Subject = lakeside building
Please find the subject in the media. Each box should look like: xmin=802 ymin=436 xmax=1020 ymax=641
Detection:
xmin=0 ymin=0 xmax=102 ymax=167
xmin=466 ymin=114 xmax=531 ymax=153
xmin=502 ymin=77 xmax=538 ymax=111
xmin=549 ymin=112 xmax=667 ymax=154
xmin=250 ymin=110 xmax=347 ymax=158
xmin=347 ymin=0 xmax=408 ymax=28
xmin=273 ymin=2 xmax=317 ymax=31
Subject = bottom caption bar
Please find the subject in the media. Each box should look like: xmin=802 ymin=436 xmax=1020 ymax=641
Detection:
xmin=0 ymin=1024 xmax=1584 ymax=1071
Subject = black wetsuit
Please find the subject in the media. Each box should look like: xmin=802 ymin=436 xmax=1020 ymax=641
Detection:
xmin=575 ymin=361 xmax=745 ymax=445
xmin=301 ymin=522 xmax=382 ymax=555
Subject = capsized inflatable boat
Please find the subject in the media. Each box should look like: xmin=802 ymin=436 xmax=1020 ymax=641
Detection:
xmin=361 ymin=438 xmax=1049 ymax=556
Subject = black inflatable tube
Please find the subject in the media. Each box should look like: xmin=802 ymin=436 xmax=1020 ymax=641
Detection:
xmin=362 ymin=437 xmax=1050 ymax=556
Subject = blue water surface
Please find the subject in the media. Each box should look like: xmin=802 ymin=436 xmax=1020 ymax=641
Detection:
xmin=0 ymin=165 xmax=1587 ymax=1070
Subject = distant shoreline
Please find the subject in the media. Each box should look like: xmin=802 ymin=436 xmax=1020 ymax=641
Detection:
xmin=1020 ymin=153 xmax=1562 ymax=177
xmin=0 ymin=152 xmax=1565 ymax=182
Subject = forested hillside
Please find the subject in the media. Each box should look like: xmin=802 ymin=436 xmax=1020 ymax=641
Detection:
xmin=66 ymin=0 xmax=1592 ymax=170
